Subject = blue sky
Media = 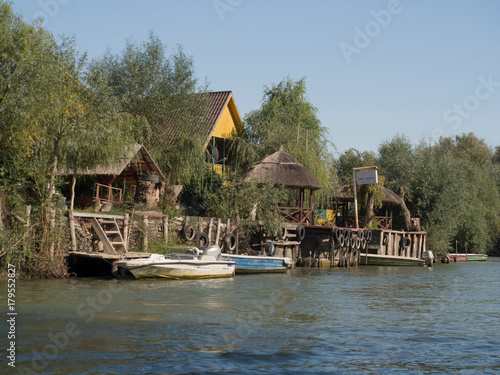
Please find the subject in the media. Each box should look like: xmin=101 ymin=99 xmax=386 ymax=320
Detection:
xmin=11 ymin=0 xmax=500 ymax=155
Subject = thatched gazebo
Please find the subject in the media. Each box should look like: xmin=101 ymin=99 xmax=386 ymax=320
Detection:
xmin=243 ymin=145 xmax=322 ymax=224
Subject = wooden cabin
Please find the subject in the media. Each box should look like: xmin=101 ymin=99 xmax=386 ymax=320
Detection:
xmin=63 ymin=144 xmax=165 ymax=206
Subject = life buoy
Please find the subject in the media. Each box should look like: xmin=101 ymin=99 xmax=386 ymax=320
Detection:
xmin=224 ymin=233 xmax=237 ymax=252
xmin=195 ymin=232 xmax=209 ymax=249
xmin=277 ymin=225 xmax=288 ymax=241
xmin=296 ymin=224 xmax=306 ymax=242
xmin=183 ymin=224 xmax=196 ymax=241
xmin=265 ymin=242 xmax=275 ymax=256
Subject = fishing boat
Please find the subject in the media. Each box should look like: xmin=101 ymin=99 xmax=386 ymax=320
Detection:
xmin=115 ymin=246 xmax=235 ymax=279
xmin=220 ymin=253 xmax=293 ymax=273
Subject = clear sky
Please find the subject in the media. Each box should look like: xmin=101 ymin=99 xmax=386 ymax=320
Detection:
xmin=11 ymin=0 xmax=500 ymax=155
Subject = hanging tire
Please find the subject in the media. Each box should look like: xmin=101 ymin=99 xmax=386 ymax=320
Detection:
xmin=403 ymin=237 xmax=411 ymax=249
xmin=277 ymin=225 xmax=288 ymax=241
xmin=355 ymin=237 xmax=361 ymax=250
xmin=358 ymin=230 xmax=365 ymax=241
xmin=183 ymin=225 xmax=196 ymax=241
xmin=338 ymin=233 xmax=345 ymax=247
xmin=382 ymin=232 xmax=389 ymax=246
xmin=195 ymin=232 xmax=209 ymax=249
xmin=296 ymin=224 xmax=306 ymax=242
xmin=333 ymin=227 xmax=342 ymax=241
xmin=364 ymin=229 xmax=372 ymax=242
xmin=265 ymin=242 xmax=275 ymax=257
xmin=224 ymin=233 xmax=237 ymax=252
xmin=343 ymin=229 xmax=352 ymax=246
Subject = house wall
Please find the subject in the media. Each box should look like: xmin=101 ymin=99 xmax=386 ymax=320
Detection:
xmin=211 ymin=100 xmax=242 ymax=139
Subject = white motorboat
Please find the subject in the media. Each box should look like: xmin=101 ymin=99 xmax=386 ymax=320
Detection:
xmin=115 ymin=246 xmax=235 ymax=279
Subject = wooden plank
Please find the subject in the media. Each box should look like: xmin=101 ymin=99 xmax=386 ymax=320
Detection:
xmin=73 ymin=212 xmax=125 ymax=220
xmin=90 ymin=218 xmax=116 ymax=253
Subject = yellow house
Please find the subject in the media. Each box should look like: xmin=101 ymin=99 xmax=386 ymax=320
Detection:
xmin=202 ymin=91 xmax=244 ymax=180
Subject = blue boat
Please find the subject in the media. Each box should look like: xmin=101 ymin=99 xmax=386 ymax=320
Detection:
xmin=220 ymin=253 xmax=293 ymax=273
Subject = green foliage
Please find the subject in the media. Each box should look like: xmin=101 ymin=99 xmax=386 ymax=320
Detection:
xmin=92 ymin=32 xmax=209 ymax=185
xmin=244 ymin=76 xmax=334 ymax=204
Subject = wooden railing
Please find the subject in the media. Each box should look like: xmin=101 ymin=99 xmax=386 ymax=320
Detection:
xmin=278 ymin=207 xmax=314 ymax=224
xmin=94 ymin=183 xmax=122 ymax=202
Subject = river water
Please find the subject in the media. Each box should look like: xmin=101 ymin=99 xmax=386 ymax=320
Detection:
xmin=2 ymin=259 xmax=499 ymax=374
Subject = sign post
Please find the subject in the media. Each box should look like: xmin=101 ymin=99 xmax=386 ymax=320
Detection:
xmin=352 ymin=167 xmax=378 ymax=229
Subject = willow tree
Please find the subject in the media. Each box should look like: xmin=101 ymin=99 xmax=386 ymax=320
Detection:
xmin=378 ymin=135 xmax=415 ymax=231
xmin=1 ymin=3 xmax=138 ymax=270
xmin=92 ymin=32 xmax=210 ymax=185
xmin=244 ymin=76 xmax=334 ymax=203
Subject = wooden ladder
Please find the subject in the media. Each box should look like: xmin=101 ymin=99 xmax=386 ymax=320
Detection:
xmin=90 ymin=217 xmax=127 ymax=253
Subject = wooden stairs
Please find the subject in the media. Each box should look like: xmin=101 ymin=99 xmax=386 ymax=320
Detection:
xmin=90 ymin=217 xmax=127 ymax=253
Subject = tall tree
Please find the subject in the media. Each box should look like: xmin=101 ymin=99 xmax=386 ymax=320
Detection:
xmin=244 ymin=76 xmax=334 ymax=203
xmin=378 ymin=135 xmax=415 ymax=230
xmin=92 ymin=32 xmax=210 ymax=185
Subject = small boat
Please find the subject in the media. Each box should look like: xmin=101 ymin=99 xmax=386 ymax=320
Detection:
xmin=466 ymin=253 xmax=488 ymax=261
xmin=115 ymin=246 xmax=235 ymax=279
xmin=220 ymin=253 xmax=293 ymax=274
xmin=359 ymin=253 xmax=427 ymax=266
xmin=447 ymin=254 xmax=467 ymax=262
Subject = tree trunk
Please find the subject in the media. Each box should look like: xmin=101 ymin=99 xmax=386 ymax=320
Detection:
xmin=365 ymin=191 xmax=376 ymax=227
xmin=0 ymin=190 xmax=4 ymax=231
xmin=398 ymin=186 xmax=412 ymax=231
xmin=42 ymin=140 xmax=60 ymax=259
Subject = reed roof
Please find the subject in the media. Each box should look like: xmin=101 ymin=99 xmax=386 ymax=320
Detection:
xmin=242 ymin=145 xmax=322 ymax=190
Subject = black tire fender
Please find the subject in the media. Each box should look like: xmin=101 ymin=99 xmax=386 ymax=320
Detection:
xmin=195 ymin=232 xmax=209 ymax=249
xmin=224 ymin=233 xmax=237 ymax=252
xmin=296 ymin=224 xmax=306 ymax=241
xmin=183 ymin=224 xmax=196 ymax=241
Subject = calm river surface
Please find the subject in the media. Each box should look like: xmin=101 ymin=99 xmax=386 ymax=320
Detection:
xmin=2 ymin=259 xmax=499 ymax=374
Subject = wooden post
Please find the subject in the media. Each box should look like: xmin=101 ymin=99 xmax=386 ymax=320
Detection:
xmin=163 ymin=215 xmax=169 ymax=245
xmin=208 ymin=218 xmax=214 ymax=244
xmin=215 ymin=219 xmax=221 ymax=248
xmin=124 ymin=214 xmax=130 ymax=250
xmin=143 ymin=215 xmax=149 ymax=251
xmin=69 ymin=176 xmax=77 ymax=251
xmin=22 ymin=205 xmax=32 ymax=253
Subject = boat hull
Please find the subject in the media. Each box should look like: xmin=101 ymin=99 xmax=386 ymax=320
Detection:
xmin=221 ymin=254 xmax=293 ymax=273
xmin=360 ymin=253 xmax=426 ymax=266
xmin=466 ymin=254 xmax=488 ymax=261
xmin=115 ymin=254 xmax=235 ymax=279
xmin=126 ymin=262 xmax=235 ymax=279
xmin=448 ymin=254 xmax=467 ymax=262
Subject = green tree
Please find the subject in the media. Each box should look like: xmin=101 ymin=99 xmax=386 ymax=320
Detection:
xmin=92 ymin=32 xmax=210 ymax=185
xmin=378 ymin=134 xmax=415 ymax=231
xmin=244 ymin=76 xmax=334 ymax=204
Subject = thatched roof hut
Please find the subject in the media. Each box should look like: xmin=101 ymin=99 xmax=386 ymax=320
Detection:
xmin=333 ymin=185 xmax=401 ymax=206
xmin=243 ymin=145 xmax=322 ymax=224
xmin=242 ymin=145 xmax=322 ymax=190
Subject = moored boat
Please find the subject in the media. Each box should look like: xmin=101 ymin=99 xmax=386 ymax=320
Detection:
xmin=220 ymin=253 xmax=293 ymax=273
xmin=447 ymin=254 xmax=467 ymax=262
xmin=359 ymin=253 xmax=427 ymax=266
xmin=115 ymin=246 xmax=235 ymax=279
xmin=466 ymin=253 xmax=488 ymax=261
